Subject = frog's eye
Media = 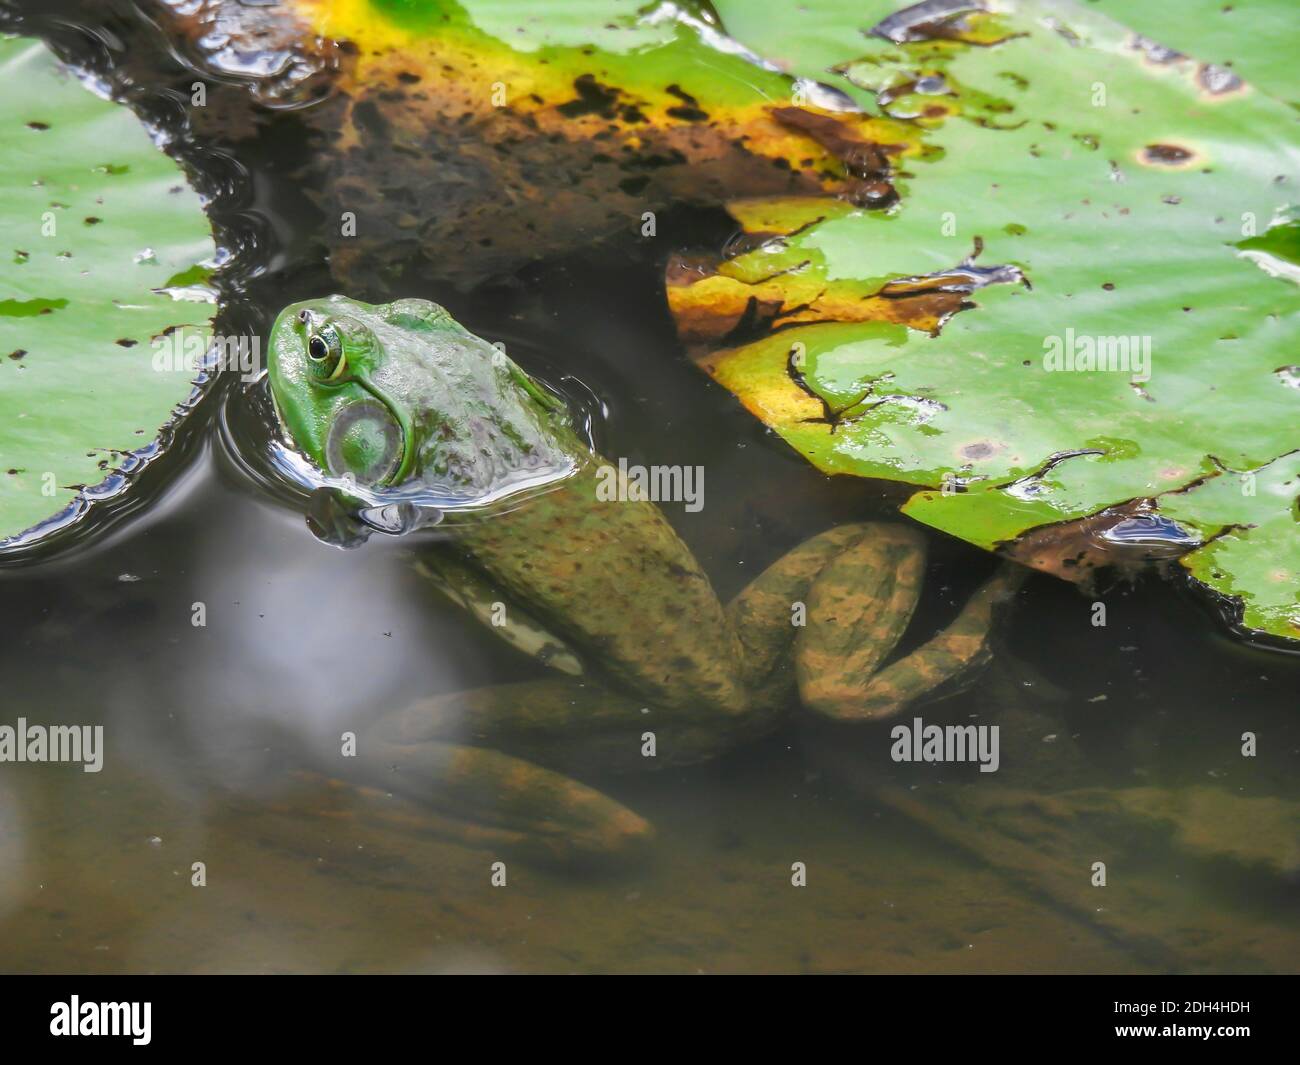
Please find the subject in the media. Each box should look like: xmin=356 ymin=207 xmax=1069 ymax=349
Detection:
xmin=305 ymin=324 xmax=346 ymax=380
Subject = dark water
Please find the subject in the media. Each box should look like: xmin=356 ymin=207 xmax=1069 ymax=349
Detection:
xmin=0 ymin=0 xmax=1297 ymax=974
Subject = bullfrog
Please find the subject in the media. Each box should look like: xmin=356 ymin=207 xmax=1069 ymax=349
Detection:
xmin=266 ymin=295 xmax=1022 ymax=862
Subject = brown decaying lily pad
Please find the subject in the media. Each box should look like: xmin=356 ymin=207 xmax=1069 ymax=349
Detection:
xmin=153 ymin=0 xmax=919 ymax=290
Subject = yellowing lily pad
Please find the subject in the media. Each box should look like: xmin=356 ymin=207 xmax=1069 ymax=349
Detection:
xmin=160 ymin=0 xmax=924 ymax=289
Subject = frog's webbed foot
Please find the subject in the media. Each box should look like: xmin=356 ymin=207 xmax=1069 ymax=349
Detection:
xmin=797 ymin=525 xmax=1025 ymax=721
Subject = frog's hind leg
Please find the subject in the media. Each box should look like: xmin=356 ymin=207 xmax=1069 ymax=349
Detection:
xmin=796 ymin=524 xmax=1024 ymax=722
xmin=374 ymin=678 xmax=734 ymax=770
xmin=725 ymin=523 xmax=878 ymax=713
xmin=357 ymin=728 xmax=654 ymax=864
xmin=357 ymin=675 xmax=731 ymax=864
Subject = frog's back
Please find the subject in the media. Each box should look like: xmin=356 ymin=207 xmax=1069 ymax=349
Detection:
xmin=455 ymin=464 xmax=749 ymax=716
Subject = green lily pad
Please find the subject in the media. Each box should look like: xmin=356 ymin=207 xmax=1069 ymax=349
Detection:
xmin=0 ymin=36 xmax=216 ymax=548
xmin=673 ymin=0 xmax=1300 ymax=641
xmin=1087 ymin=0 xmax=1299 ymax=109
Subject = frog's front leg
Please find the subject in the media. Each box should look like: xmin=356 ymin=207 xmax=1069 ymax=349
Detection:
xmin=727 ymin=523 xmax=922 ymax=710
xmin=412 ymin=551 xmax=583 ymax=676
xmin=727 ymin=522 xmax=1021 ymax=722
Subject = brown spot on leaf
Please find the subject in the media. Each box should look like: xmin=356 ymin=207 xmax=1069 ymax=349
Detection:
xmin=665 ymin=84 xmax=709 ymax=122
xmin=557 ymin=74 xmax=624 ymax=120
xmin=1140 ymin=143 xmax=1197 ymax=167
xmin=771 ymin=106 xmax=902 ymax=208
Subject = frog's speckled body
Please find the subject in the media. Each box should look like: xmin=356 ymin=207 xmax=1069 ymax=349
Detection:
xmin=267 ymin=296 xmax=1020 ymax=861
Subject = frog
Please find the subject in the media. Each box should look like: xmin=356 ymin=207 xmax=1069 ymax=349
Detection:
xmin=266 ymin=295 xmax=1023 ymax=863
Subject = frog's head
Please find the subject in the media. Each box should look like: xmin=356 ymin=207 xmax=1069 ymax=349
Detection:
xmin=267 ymin=295 xmax=579 ymax=494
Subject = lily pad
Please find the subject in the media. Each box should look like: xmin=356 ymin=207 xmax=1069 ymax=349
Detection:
xmin=671 ymin=0 xmax=1300 ymax=642
xmin=0 ymin=36 xmax=216 ymax=548
xmin=157 ymin=0 xmax=924 ymax=289
xmin=1087 ymin=0 xmax=1299 ymax=109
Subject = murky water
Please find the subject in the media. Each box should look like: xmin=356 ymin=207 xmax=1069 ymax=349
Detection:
xmin=1 ymin=0 xmax=1297 ymax=974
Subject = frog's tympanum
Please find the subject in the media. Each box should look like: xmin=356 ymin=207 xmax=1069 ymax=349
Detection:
xmin=267 ymin=296 xmax=1022 ymax=862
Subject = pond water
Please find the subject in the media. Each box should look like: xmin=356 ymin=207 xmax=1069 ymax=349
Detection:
xmin=0 ymin=0 xmax=1297 ymax=974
